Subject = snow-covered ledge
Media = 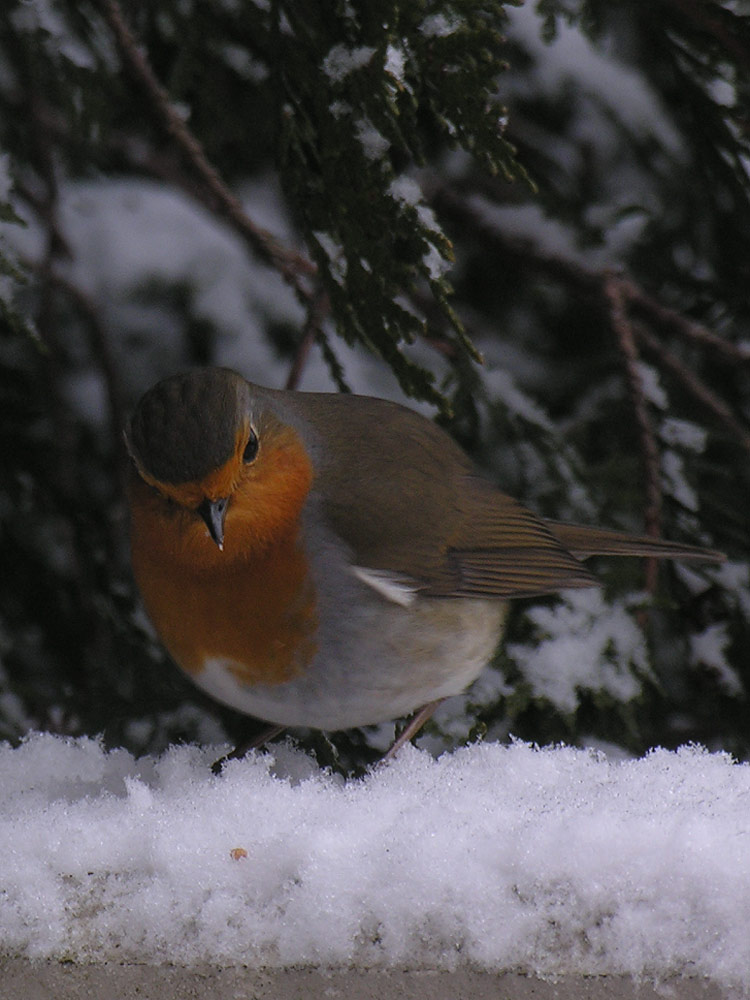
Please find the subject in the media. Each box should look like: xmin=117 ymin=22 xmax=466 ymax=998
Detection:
xmin=0 ymin=736 xmax=747 ymax=996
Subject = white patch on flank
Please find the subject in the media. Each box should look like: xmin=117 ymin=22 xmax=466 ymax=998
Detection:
xmin=352 ymin=566 xmax=419 ymax=607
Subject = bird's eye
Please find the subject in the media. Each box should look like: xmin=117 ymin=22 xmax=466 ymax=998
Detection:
xmin=242 ymin=429 xmax=259 ymax=464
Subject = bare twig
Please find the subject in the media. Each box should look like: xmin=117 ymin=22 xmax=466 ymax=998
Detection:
xmin=100 ymin=0 xmax=316 ymax=301
xmin=626 ymin=281 xmax=750 ymax=367
xmin=285 ymin=288 xmax=331 ymax=390
xmin=431 ymin=183 xmax=750 ymax=443
xmin=604 ymin=273 xmax=661 ymax=593
xmin=432 ymin=183 xmax=750 ymax=364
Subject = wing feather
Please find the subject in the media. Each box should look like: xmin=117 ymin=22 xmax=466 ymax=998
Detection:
xmin=280 ymin=390 xmax=722 ymax=603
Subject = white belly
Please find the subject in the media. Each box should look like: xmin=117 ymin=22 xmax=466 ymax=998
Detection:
xmin=194 ymin=592 xmax=506 ymax=730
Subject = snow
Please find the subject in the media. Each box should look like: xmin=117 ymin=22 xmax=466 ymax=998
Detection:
xmin=463 ymin=197 xmax=650 ymax=270
xmin=6 ymin=176 xmax=307 ymax=403
xmin=4 ymin=173 xmax=446 ymax=407
xmin=355 ymin=117 xmax=390 ymax=161
xmin=484 ymin=367 xmax=554 ymax=431
xmin=0 ymin=734 xmax=749 ymax=989
xmin=422 ymin=243 xmax=450 ymax=281
xmin=661 ymin=450 xmax=699 ymax=512
xmin=709 ymin=562 xmax=750 ymax=620
xmin=506 ymin=589 xmax=647 ymax=714
xmin=689 ymin=623 xmax=741 ymax=696
xmin=312 ymin=229 xmax=347 ymax=283
xmin=329 ymin=98 xmax=352 ymax=118
xmin=389 ymin=174 xmax=423 ymax=206
xmin=660 ymin=416 xmax=708 ymax=453
xmin=506 ymin=5 xmax=684 ymax=156
xmin=10 ymin=0 xmax=96 ymax=69
xmin=322 ymin=44 xmax=376 ymax=83
xmin=384 ymin=44 xmax=406 ymax=83
xmin=419 ymin=14 xmax=461 ymax=39
xmin=636 ymin=362 xmax=668 ymax=410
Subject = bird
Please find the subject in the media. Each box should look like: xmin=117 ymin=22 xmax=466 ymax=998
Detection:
xmin=125 ymin=366 xmax=723 ymax=761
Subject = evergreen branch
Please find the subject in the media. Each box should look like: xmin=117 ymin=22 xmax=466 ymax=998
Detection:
xmin=625 ymin=282 xmax=750 ymax=366
xmin=635 ymin=323 xmax=750 ymax=453
xmin=431 ymin=181 xmax=750 ymax=383
xmin=43 ymin=270 xmax=127 ymax=475
xmin=100 ymin=0 xmax=316 ymax=297
xmin=432 ymin=182 xmax=750 ymax=364
xmin=604 ymin=273 xmax=662 ymax=595
xmin=661 ymin=0 xmax=750 ymax=76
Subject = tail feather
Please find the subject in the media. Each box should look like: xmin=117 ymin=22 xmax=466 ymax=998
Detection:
xmin=544 ymin=521 xmax=725 ymax=564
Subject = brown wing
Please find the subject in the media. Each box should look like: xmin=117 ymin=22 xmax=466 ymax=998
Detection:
xmin=281 ymin=390 xmax=721 ymax=602
xmin=425 ymin=481 xmax=599 ymax=598
xmin=545 ymin=521 xmax=725 ymax=564
xmin=284 ymin=392 xmax=596 ymax=599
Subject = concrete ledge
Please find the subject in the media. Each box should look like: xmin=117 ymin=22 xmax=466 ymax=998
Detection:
xmin=0 ymin=959 xmax=727 ymax=1000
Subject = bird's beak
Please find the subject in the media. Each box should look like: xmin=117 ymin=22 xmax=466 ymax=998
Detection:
xmin=197 ymin=497 xmax=229 ymax=551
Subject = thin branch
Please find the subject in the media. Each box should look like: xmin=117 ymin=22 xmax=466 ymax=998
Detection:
xmin=101 ymin=0 xmax=316 ymax=301
xmin=635 ymin=323 xmax=750 ymax=453
xmin=431 ymin=184 xmax=750 ymax=451
xmin=432 ymin=183 xmax=750 ymax=365
xmin=285 ymin=288 xmax=331 ymax=390
xmin=662 ymin=0 xmax=750 ymax=76
xmin=604 ymin=273 xmax=661 ymax=593
xmin=626 ymin=281 xmax=750 ymax=367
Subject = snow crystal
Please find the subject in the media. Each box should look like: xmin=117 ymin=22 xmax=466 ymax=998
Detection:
xmin=322 ymin=44 xmax=376 ymax=83
xmin=660 ymin=416 xmax=708 ymax=453
xmin=389 ymin=174 xmax=423 ymax=206
xmin=485 ymin=367 xmax=554 ymax=431
xmin=221 ymin=44 xmax=269 ymax=83
xmin=10 ymin=0 xmax=96 ymax=69
xmin=709 ymin=561 xmax=750 ymax=620
xmin=661 ymin=449 xmax=699 ymax=512
xmin=506 ymin=589 xmax=647 ymax=714
xmin=421 ymin=243 xmax=450 ymax=281
xmin=312 ymin=230 xmax=347 ymax=283
xmin=466 ymin=198 xmax=601 ymax=266
xmin=329 ymin=99 xmax=352 ymax=119
xmin=1 ymin=735 xmax=749 ymax=989
xmin=419 ymin=13 xmax=462 ymax=38
xmin=690 ymin=623 xmax=742 ymax=696
xmin=355 ymin=118 xmax=390 ymax=161
xmin=635 ymin=362 xmax=668 ymax=410
xmin=416 ymin=202 xmax=440 ymax=232
xmin=384 ymin=44 xmax=406 ymax=82
xmin=705 ymin=76 xmax=736 ymax=108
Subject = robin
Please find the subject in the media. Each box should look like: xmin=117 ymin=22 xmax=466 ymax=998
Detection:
xmin=125 ymin=367 xmax=723 ymax=760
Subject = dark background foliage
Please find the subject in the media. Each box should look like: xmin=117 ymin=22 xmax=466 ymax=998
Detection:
xmin=0 ymin=0 xmax=748 ymax=770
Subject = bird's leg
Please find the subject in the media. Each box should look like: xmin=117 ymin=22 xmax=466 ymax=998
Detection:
xmin=211 ymin=724 xmax=287 ymax=774
xmin=380 ymin=698 xmax=445 ymax=763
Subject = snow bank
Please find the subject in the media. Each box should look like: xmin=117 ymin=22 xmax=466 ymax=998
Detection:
xmin=0 ymin=735 xmax=748 ymax=989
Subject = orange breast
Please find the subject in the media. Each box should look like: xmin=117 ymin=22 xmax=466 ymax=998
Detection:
xmin=127 ymin=429 xmax=318 ymax=686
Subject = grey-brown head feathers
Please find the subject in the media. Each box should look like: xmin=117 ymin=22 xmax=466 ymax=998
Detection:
xmin=126 ymin=368 xmax=248 ymax=484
